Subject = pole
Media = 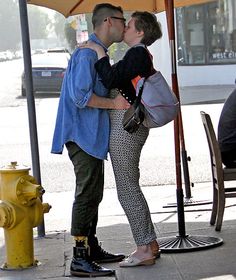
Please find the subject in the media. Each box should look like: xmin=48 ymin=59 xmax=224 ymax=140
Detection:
xmin=18 ymin=0 xmax=45 ymax=237
xmin=158 ymin=0 xmax=222 ymax=252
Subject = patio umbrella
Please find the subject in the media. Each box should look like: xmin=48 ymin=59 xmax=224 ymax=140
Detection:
xmin=21 ymin=0 xmax=222 ymax=250
xmin=27 ymin=0 xmax=215 ymax=17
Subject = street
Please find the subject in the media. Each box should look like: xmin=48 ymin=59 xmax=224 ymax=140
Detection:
xmin=0 ymin=59 xmax=225 ymax=193
xmin=0 ymin=58 xmax=233 ymax=249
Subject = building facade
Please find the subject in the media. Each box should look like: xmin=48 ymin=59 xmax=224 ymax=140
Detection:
xmin=154 ymin=0 xmax=236 ymax=86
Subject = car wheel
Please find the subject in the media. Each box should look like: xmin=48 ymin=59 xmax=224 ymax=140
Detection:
xmin=21 ymin=86 xmax=26 ymax=97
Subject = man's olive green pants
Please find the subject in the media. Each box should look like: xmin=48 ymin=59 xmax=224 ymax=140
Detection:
xmin=66 ymin=142 xmax=104 ymax=237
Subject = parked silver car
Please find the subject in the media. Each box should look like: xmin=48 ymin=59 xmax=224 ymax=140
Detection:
xmin=21 ymin=52 xmax=70 ymax=96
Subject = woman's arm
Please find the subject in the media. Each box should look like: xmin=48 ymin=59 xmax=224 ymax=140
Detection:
xmin=79 ymin=43 xmax=152 ymax=91
xmin=95 ymin=47 xmax=152 ymax=89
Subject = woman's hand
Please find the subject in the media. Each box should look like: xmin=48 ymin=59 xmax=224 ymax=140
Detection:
xmin=78 ymin=41 xmax=106 ymax=59
xmin=78 ymin=40 xmax=100 ymax=51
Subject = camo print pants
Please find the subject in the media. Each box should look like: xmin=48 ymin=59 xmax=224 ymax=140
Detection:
xmin=108 ymin=105 xmax=157 ymax=246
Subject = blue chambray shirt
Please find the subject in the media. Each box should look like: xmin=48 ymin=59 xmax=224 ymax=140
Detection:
xmin=51 ymin=34 xmax=109 ymax=160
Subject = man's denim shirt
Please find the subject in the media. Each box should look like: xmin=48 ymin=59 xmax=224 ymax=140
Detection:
xmin=51 ymin=34 xmax=109 ymax=160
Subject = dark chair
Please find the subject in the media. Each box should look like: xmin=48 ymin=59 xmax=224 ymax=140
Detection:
xmin=200 ymin=111 xmax=236 ymax=231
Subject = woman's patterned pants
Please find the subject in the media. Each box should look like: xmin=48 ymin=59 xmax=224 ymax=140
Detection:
xmin=109 ymin=108 xmax=157 ymax=246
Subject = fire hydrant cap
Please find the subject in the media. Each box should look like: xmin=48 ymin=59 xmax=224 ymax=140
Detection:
xmin=0 ymin=162 xmax=30 ymax=173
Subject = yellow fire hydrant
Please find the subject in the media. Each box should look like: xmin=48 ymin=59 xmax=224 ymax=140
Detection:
xmin=0 ymin=162 xmax=51 ymax=270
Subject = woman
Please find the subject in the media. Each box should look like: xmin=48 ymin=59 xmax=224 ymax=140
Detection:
xmin=81 ymin=11 xmax=162 ymax=267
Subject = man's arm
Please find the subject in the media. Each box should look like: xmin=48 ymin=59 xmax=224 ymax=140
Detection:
xmin=87 ymin=93 xmax=130 ymax=110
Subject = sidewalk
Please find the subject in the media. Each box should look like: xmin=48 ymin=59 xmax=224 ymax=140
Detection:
xmin=1 ymin=181 xmax=236 ymax=280
xmin=180 ymin=84 xmax=235 ymax=105
xmin=1 ymin=85 xmax=236 ymax=279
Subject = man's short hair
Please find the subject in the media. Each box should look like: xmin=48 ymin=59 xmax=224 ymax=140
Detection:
xmin=132 ymin=11 xmax=162 ymax=46
xmin=92 ymin=3 xmax=123 ymax=28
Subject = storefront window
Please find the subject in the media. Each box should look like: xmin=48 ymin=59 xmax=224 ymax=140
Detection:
xmin=176 ymin=0 xmax=236 ymax=65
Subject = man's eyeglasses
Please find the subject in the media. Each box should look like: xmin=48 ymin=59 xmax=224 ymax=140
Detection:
xmin=104 ymin=16 xmax=126 ymax=24
xmin=111 ymin=16 xmax=126 ymax=23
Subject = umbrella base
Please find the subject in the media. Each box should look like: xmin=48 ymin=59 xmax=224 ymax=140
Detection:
xmin=158 ymin=235 xmax=223 ymax=253
xmin=163 ymin=198 xmax=212 ymax=208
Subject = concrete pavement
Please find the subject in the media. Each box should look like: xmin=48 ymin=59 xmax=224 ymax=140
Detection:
xmin=180 ymin=84 xmax=235 ymax=105
xmin=1 ymin=84 xmax=236 ymax=279
xmin=1 ymin=182 xmax=236 ymax=279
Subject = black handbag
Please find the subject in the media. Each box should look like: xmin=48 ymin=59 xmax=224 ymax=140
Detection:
xmin=122 ymin=83 xmax=145 ymax=133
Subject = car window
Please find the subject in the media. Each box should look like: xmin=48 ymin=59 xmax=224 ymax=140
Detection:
xmin=32 ymin=53 xmax=70 ymax=67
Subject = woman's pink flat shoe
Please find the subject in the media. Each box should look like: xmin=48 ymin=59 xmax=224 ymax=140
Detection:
xmin=119 ymin=255 xmax=155 ymax=267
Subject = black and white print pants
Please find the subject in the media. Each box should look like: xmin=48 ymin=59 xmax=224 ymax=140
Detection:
xmin=109 ymin=108 xmax=157 ymax=246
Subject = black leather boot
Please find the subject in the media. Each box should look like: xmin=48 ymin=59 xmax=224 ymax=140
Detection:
xmin=88 ymin=236 xmax=125 ymax=263
xmin=70 ymin=246 xmax=115 ymax=277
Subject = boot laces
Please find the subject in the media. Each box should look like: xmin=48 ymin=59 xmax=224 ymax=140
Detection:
xmin=97 ymin=242 xmax=112 ymax=257
xmin=89 ymin=260 xmax=103 ymax=271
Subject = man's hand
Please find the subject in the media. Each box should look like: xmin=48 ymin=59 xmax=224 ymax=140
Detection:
xmin=86 ymin=93 xmax=130 ymax=109
xmin=112 ymin=93 xmax=131 ymax=110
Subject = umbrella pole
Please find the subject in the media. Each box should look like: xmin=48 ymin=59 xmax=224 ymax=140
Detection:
xmin=18 ymin=0 xmax=45 ymax=237
xmin=170 ymin=72 xmax=193 ymax=202
xmin=157 ymin=0 xmax=223 ymax=252
xmin=162 ymin=1 xmax=211 ymax=208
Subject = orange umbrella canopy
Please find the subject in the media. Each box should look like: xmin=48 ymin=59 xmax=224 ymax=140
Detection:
xmin=27 ymin=0 xmax=215 ymax=17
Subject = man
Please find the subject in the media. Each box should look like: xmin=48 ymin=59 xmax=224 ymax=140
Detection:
xmin=218 ymin=88 xmax=236 ymax=168
xmin=51 ymin=3 xmax=129 ymax=277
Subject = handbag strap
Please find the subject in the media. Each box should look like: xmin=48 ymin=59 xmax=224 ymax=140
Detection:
xmin=136 ymin=77 xmax=146 ymax=103
xmin=131 ymin=46 xmax=155 ymax=93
